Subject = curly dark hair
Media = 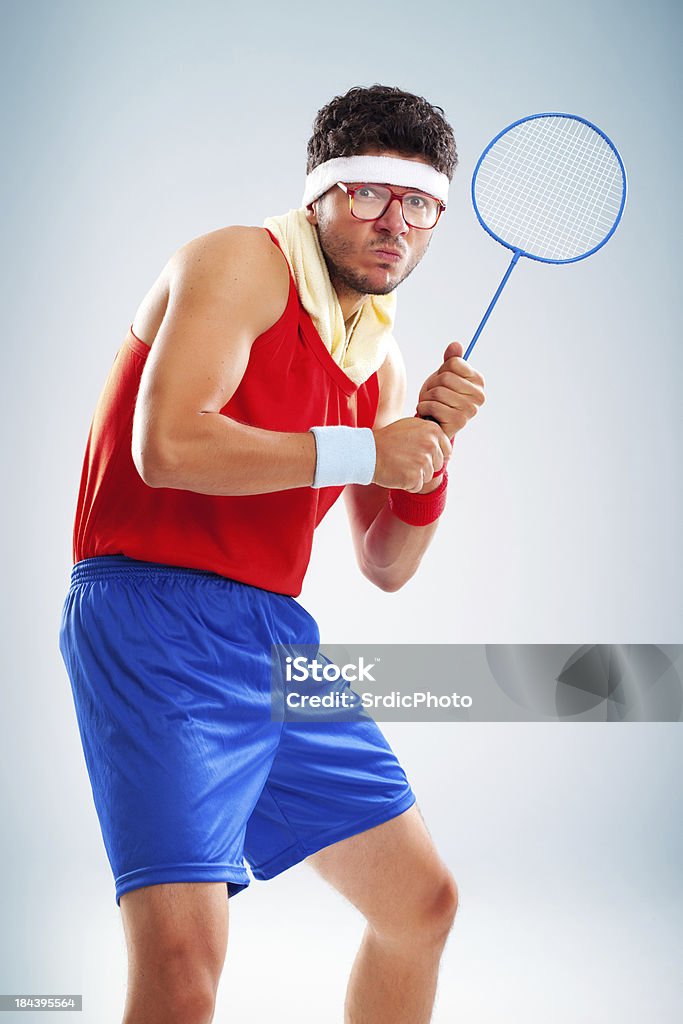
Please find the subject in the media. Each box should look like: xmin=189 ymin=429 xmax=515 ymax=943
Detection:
xmin=306 ymin=84 xmax=458 ymax=181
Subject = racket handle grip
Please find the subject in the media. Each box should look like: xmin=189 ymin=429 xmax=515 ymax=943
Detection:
xmin=417 ymin=411 xmax=451 ymax=433
xmin=416 ymin=412 xmax=453 ymax=477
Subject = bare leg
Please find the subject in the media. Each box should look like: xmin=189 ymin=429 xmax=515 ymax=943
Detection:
xmin=306 ymin=804 xmax=458 ymax=1024
xmin=119 ymin=881 xmax=229 ymax=1024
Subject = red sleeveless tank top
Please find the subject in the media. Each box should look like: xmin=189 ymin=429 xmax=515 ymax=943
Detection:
xmin=72 ymin=230 xmax=380 ymax=596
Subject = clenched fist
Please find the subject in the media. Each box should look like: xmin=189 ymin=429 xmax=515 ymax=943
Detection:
xmin=372 ymin=417 xmax=453 ymax=493
xmin=417 ymin=341 xmax=485 ymax=437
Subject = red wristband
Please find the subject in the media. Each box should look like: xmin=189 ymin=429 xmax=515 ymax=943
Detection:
xmin=387 ymin=469 xmax=449 ymax=526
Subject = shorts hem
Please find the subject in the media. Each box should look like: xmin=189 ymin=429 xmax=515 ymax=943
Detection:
xmin=114 ymin=861 xmax=251 ymax=905
xmin=249 ymin=787 xmax=417 ymax=882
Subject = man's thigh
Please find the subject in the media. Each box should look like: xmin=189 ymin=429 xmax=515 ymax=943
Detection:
xmin=305 ymin=804 xmax=457 ymax=933
xmin=120 ymin=882 xmax=229 ymax=970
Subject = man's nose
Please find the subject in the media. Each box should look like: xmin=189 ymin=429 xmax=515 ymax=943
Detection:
xmin=374 ymin=197 xmax=409 ymax=234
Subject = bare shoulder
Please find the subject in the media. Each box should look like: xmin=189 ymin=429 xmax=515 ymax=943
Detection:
xmin=174 ymin=224 xmax=286 ymax=270
xmin=169 ymin=225 xmax=291 ymax=336
xmin=374 ymin=334 xmax=407 ymax=427
xmin=132 ymin=226 xmax=290 ymax=348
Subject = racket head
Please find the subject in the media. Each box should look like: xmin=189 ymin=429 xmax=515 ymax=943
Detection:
xmin=471 ymin=112 xmax=628 ymax=265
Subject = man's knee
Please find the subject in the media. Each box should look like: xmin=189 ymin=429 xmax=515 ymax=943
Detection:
xmin=124 ymin=939 xmax=218 ymax=1024
xmin=430 ymin=871 xmax=459 ymax=936
xmin=372 ymin=868 xmax=459 ymax=946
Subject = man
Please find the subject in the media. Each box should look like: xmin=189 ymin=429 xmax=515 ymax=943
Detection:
xmin=59 ymin=84 xmax=485 ymax=1024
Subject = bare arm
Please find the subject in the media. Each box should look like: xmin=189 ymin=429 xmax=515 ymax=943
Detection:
xmin=131 ymin=227 xmax=318 ymax=495
xmin=343 ymin=337 xmax=447 ymax=593
xmin=131 ymin=226 xmax=454 ymax=511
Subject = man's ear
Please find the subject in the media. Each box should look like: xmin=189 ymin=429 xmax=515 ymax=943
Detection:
xmin=304 ymin=202 xmax=319 ymax=226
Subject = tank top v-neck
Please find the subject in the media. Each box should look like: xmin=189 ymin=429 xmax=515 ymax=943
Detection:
xmin=72 ymin=230 xmax=380 ymax=596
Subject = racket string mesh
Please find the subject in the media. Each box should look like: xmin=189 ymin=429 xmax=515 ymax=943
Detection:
xmin=474 ymin=116 xmax=625 ymax=262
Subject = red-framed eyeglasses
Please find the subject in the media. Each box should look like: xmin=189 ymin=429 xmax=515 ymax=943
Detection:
xmin=336 ymin=182 xmax=446 ymax=230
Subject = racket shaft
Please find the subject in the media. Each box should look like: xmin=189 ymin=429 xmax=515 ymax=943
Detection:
xmin=421 ymin=250 xmax=521 ymax=428
xmin=465 ymin=250 xmax=520 ymax=360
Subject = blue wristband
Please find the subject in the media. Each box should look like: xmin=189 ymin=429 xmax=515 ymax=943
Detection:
xmin=308 ymin=426 xmax=376 ymax=488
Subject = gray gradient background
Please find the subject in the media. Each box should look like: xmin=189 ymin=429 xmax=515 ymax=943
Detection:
xmin=1 ymin=0 xmax=682 ymax=1021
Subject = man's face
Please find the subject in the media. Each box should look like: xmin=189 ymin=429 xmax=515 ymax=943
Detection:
xmin=305 ymin=149 xmax=440 ymax=302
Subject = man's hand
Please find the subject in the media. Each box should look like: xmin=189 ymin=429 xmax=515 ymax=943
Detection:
xmin=416 ymin=341 xmax=486 ymax=437
xmin=372 ymin=417 xmax=452 ymax=493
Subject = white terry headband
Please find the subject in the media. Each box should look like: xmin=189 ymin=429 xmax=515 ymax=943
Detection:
xmin=302 ymin=155 xmax=450 ymax=208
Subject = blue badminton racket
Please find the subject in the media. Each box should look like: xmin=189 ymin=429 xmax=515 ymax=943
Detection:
xmin=464 ymin=111 xmax=627 ymax=359
xmin=424 ymin=111 xmax=627 ymax=429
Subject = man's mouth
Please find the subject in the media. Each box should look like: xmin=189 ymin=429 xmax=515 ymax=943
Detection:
xmin=371 ymin=248 xmax=404 ymax=262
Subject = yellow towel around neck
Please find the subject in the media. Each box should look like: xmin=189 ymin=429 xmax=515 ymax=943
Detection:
xmin=263 ymin=208 xmax=396 ymax=387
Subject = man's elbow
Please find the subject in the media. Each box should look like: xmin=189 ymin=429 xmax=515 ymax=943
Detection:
xmin=359 ymin=558 xmax=416 ymax=593
xmin=132 ymin=436 xmax=180 ymax=489
xmin=374 ymin=575 xmax=407 ymax=593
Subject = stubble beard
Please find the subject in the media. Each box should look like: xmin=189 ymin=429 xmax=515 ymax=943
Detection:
xmin=316 ymin=226 xmax=427 ymax=300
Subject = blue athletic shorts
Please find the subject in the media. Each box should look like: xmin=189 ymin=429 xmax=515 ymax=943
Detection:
xmin=58 ymin=555 xmax=416 ymax=906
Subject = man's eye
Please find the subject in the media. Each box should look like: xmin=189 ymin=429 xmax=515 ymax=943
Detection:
xmin=405 ymin=195 xmax=428 ymax=208
xmin=357 ymin=187 xmax=382 ymax=199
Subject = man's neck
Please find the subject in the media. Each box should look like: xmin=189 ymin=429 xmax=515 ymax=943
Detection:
xmin=331 ymin=279 xmax=368 ymax=322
